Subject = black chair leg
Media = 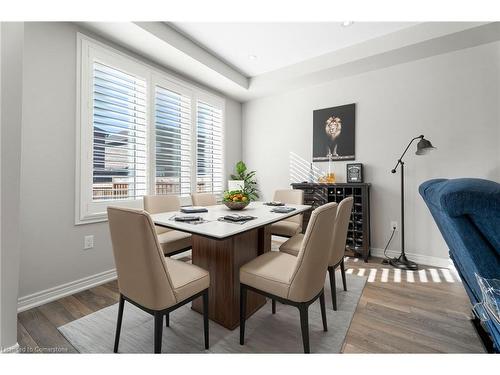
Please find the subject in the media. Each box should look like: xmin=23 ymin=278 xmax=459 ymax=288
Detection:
xmin=165 ymin=313 xmax=169 ymax=327
xmin=203 ymin=289 xmax=209 ymax=350
xmin=328 ymin=266 xmax=337 ymax=311
xmin=272 ymin=299 xmax=276 ymax=314
xmin=113 ymin=294 xmax=125 ymax=353
xmin=340 ymin=259 xmax=347 ymax=291
xmin=239 ymin=285 xmax=247 ymax=345
xmin=298 ymin=304 xmax=310 ymax=353
xmin=319 ymin=290 xmax=327 ymax=332
xmin=154 ymin=312 xmax=163 ymax=354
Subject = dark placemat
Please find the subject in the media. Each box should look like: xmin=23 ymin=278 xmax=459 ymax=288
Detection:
xmin=263 ymin=202 xmax=285 ymax=206
xmin=270 ymin=207 xmax=296 ymax=214
xmin=217 ymin=216 xmax=257 ymax=225
xmin=168 ymin=215 xmax=210 ymax=225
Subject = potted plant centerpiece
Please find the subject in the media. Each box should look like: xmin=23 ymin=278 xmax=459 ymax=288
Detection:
xmin=223 ymin=161 xmax=259 ymax=210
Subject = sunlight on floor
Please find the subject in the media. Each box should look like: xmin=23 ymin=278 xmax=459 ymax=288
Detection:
xmin=342 ymin=256 xmax=460 ymax=284
xmin=270 ymin=239 xmax=461 ymax=284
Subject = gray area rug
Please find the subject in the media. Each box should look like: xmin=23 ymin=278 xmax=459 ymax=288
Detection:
xmin=59 ymin=272 xmax=366 ymax=353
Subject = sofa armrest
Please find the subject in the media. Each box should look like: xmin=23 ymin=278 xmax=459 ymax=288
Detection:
xmin=419 ymin=178 xmax=500 ymax=252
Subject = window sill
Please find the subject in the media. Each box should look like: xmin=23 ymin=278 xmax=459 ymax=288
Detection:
xmin=75 ymin=212 xmax=108 ymax=226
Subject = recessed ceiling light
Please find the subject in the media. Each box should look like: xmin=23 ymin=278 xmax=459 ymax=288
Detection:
xmin=341 ymin=21 xmax=354 ymax=27
xmin=248 ymin=54 xmax=257 ymax=60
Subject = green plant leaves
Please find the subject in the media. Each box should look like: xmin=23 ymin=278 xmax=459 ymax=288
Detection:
xmin=230 ymin=160 xmax=259 ymax=200
xmin=236 ymin=161 xmax=247 ymax=175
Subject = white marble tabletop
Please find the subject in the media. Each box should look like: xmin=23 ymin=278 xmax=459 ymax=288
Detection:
xmin=150 ymin=202 xmax=311 ymax=239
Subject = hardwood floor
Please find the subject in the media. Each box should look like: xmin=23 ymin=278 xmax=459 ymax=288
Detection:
xmin=341 ymin=255 xmax=485 ymax=353
xmin=16 ymin=248 xmax=486 ymax=353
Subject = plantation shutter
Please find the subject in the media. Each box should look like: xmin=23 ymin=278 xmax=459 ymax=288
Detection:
xmin=196 ymin=100 xmax=223 ymax=194
xmin=154 ymin=85 xmax=192 ymax=196
xmin=92 ymin=62 xmax=147 ymax=201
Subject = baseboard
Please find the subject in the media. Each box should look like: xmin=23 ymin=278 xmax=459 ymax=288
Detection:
xmin=370 ymin=248 xmax=453 ymax=269
xmin=17 ymin=269 xmax=117 ymax=313
xmin=1 ymin=343 xmax=20 ymax=353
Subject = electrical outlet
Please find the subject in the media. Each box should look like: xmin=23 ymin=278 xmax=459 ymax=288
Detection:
xmin=84 ymin=235 xmax=94 ymax=250
xmin=390 ymin=221 xmax=398 ymax=231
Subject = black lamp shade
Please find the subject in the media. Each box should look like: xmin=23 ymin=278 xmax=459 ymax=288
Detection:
xmin=415 ymin=138 xmax=436 ymax=155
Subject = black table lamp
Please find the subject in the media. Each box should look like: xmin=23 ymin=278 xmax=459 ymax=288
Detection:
xmin=390 ymin=135 xmax=436 ymax=270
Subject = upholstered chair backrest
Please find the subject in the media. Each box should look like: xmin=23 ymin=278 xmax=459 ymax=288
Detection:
xmin=287 ymin=202 xmax=338 ymax=302
xmin=273 ymin=189 xmax=305 ymax=225
xmin=107 ymin=207 xmax=177 ymax=311
xmin=143 ymin=195 xmax=181 ymax=234
xmin=191 ymin=193 xmax=217 ymax=207
xmin=329 ymin=197 xmax=354 ymax=267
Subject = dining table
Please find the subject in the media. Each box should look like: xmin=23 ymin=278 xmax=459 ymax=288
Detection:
xmin=151 ymin=201 xmax=311 ymax=330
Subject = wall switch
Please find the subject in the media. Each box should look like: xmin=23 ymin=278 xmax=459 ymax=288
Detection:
xmin=84 ymin=235 xmax=94 ymax=250
xmin=390 ymin=221 xmax=398 ymax=231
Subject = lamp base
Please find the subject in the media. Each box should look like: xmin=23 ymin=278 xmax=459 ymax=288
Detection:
xmin=389 ymin=253 xmax=418 ymax=270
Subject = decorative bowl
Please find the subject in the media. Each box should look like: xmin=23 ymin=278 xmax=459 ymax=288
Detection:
xmin=223 ymin=201 xmax=250 ymax=210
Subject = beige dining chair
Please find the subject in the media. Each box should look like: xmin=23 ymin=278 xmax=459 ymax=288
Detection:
xmin=107 ymin=207 xmax=209 ymax=354
xmin=280 ymin=197 xmax=353 ymax=310
xmin=191 ymin=192 xmax=217 ymax=206
xmin=143 ymin=195 xmax=192 ymax=256
xmin=239 ymin=202 xmax=338 ymax=353
xmin=270 ymin=189 xmax=305 ymax=238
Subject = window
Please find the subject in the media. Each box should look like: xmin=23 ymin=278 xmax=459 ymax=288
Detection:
xmin=154 ymin=83 xmax=192 ymax=196
xmin=196 ymin=100 xmax=224 ymax=194
xmin=77 ymin=35 xmax=225 ymax=224
xmin=92 ymin=62 xmax=147 ymax=201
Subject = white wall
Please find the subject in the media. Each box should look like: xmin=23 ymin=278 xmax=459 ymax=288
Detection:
xmin=18 ymin=22 xmax=243 ymax=302
xmin=224 ymin=98 xmax=242 ymax=177
xmin=1 ymin=22 xmax=24 ymax=350
xmin=243 ymin=41 xmax=500 ymax=264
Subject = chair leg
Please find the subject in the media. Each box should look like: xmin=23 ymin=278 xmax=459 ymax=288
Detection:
xmin=239 ymin=285 xmax=247 ymax=345
xmin=298 ymin=304 xmax=310 ymax=353
xmin=203 ymin=289 xmax=209 ymax=350
xmin=328 ymin=266 xmax=337 ymax=311
xmin=340 ymin=259 xmax=347 ymax=291
xmin=154 ymin=312 xmax=163 ymax=354
xmin=272 ymin=299 xmax=276 ymax=314
xmin=113 ymin=294 xmax=125 ymax=353
xmin=165 ymin=313 xmax=169 ymax=327
xmin=319 ymin=290 xmax=327 ymax=332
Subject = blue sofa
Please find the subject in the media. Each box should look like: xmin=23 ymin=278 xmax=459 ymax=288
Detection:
xmin=419 ymin=178 xmax=500 ymax=352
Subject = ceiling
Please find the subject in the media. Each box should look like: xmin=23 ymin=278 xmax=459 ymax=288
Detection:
xmin=81 ymin=22 xmax=497 ymax=101
xmin=172 ymin=22 xmax=417 ymax=76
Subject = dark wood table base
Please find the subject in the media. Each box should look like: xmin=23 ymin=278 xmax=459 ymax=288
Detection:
xmin=191 ymin=225 xmax=271 ymax=330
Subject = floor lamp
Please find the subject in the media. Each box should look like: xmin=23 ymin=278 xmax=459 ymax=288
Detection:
xmin=390 ymin=135 xmax=436 ymax=270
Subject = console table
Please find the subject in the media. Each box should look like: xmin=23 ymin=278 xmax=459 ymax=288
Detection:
xmin=291 ymin=183 xmax=371 ymax=262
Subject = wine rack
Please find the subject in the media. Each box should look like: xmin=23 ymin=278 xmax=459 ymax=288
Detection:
xmin=291 ymin=183 xmax=371 ymax=262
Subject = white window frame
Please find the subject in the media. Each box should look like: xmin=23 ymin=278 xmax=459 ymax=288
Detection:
xmin=76 ymin=34 xmax=225 ymax=224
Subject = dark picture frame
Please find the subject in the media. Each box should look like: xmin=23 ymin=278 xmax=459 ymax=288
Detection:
xmin=313 ymin=103 xmax=355 ymax=161
xmin=346 ymin=163 xmax=363 ymax=183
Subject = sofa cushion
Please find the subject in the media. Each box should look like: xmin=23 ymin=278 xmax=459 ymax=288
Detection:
xmin=420 ymin=178 xmax=500 ymax=252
